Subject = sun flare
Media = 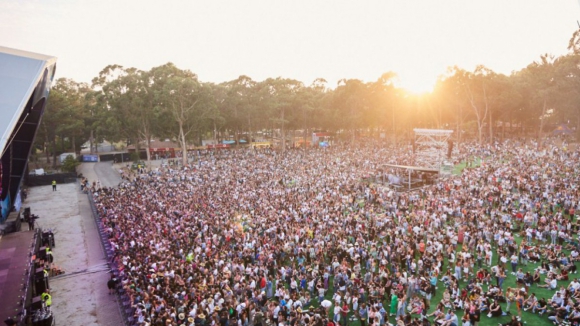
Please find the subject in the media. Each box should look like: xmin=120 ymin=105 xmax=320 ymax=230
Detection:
xmin=396 ymin=72 xmax=436 ymax=95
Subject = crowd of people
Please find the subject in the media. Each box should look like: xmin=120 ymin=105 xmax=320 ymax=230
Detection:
xmin=91 ymin=139 xmax=580 ymax=326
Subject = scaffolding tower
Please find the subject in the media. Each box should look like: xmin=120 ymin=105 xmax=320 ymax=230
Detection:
xmin=413 ymin=129 xmax=453 ymax=170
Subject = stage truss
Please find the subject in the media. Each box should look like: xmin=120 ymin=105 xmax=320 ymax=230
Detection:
xmin=413 ymin=129 xmax=453 ymax=170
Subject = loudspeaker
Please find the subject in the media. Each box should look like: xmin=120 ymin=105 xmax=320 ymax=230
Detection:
xmin=37 ymin=247 xmax=47 ymax=261
xmin=34 ymin=277 xmax=48 ymax=295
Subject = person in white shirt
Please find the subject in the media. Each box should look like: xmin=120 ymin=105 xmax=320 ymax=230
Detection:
xmin=272 ymin=305 xmax=280 ymax=323
xmin=333 ymin=292 xmax=342 ymax=305
xmin=568 ymin=279 xmax=580 ymax=293
xmin=333 ymin=303 xmax=342 ymax=323
xmin=500 ymin=254 xmax=508 ymax=268
xmin=539 ymin=276 xmax=557 ymax=290
xmin=571 ymin=250 xmax=579 ymax=261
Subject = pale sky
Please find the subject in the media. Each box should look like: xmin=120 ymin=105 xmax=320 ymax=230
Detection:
xmin=1 ymin=0 xmax=579 ymax=93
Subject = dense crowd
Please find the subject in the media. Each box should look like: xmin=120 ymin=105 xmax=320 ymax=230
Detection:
xmin=92 ymin=139 xmax=580 ymax=326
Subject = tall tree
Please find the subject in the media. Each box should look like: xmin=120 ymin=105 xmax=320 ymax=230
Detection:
xmin=161 ymin=72 xmax=215 ymax=165
xmin=40 ymin=78 xmax=90 ymax=168
xmin=514 ymin=54 xmax=558 ymax=147
xmin=257 ymin=78 xmax=304 ymax=152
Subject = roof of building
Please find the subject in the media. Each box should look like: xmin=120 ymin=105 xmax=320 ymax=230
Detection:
xmin=0 ymin=46 xmax=57 ymax=155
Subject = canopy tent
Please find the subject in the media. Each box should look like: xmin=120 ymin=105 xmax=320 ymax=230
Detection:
xmin=552 ymin=124 xmax=574 ymax=135
xmin=382 ymin=163 xmax=439 ymax=191
xmin=0 ymin=47 xmax=56 ymax=221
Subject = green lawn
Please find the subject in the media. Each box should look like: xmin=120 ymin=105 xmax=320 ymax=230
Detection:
xmin=453 ymin=158 xmax=482 ymax=175
xmin=296 ymin=238 xmax=576 ymax=326
xmin=272 ymin=161 xmax=569 ymax=326
xmin=294 ymin=230 xmax=572 ymax=326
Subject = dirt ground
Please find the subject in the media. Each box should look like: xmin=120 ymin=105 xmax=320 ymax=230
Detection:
xmin=24 ymin=162 xmax=124 ymax=326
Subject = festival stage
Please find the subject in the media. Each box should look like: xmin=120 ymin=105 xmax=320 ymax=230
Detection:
xmin=0 ymin=230 xmax=37 ymax=324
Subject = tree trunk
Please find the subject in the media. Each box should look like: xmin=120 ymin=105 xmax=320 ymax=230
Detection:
xmin=45 ymin=141 xmax=51 ymax=164
xmin=488 ymin=108 xmax=493 ymax=144
xmin=538 ymin=100 xmax=547 ymax=150
xmin=458 ymin=104 xmax=463 ymax=150
xmin=60 ymin=135 xmax=64 ymax=155
xmin=247 ymin=116 xmax=252 ymax=147
xmin=502 ymin=119 xmax=506 ymax=141
xmin=281 ymin=109 xmax=286 ymax=153
xmin=577 ymin=114 xmax=580 ymax=141
xmin=179 ymin=121 xmax=188 ymax=166
xmin=72 ymin=136 xmax=76 ymax=155
xmin=51 ymin=136 xmax=57 ymax=169
xmin=213 ymin=121 xmax=217 ymax=144
xmin=131 ymin=138 xmax=141 ymax=161
xmin=146 ymin=134 xmax=151 ymax=165
xmin=90 ymin=130 xmax=94 ymax=154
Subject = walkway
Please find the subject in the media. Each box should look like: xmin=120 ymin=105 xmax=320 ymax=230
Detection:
xmin=24 ymin=162 xmax=124 ymax=325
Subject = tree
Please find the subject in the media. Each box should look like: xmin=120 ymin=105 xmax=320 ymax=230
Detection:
xmin=38 ymin=82 xmax=63 ymax=165
xmin=39 ymin=78 xmax=90 ymax=168
xmin=161 ymin=72 xmax=216 ymax=166
xmin=257 ymin=78 xmax=304 ymax=152
xmin=62 ymin=155 xmax=80 ymax=172
xmin=93 ymin=65 xmax=162 ymax=165
xmin=221 ymin=76 xmax=258 ymax=144
xmin=57 ymin=81 xmax=91 ymax=154
xmin=92 ymin=65 xmax=140 ymax=146
xmin=551 ymin=54 xmax=580 ymax=133
xmin=368 ymin=72 xmax=398 ymax=137
xmin=330 ymin=79 xmax=369 ymax=143
xmin=514 ymin=54 xmax=558 ymax=147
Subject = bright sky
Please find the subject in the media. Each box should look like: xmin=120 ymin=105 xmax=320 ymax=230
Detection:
xmin=1 ymin=0 xmax=579 ymax=93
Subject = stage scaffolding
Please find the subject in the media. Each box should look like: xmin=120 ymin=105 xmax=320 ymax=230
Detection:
xmin=413 ymin=129 xmax=453 ymax=170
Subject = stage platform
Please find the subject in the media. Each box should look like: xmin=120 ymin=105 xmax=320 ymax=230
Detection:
xmin=0 ymin=230 xmax=37 ymax=324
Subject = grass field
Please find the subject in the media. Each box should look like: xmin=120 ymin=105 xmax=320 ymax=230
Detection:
xmin=293 ymin=159 xmax=570 ymax=326
xmin=453 ymin=158 xmax=482 ymax=175
xmin=297 ymin=235 xmax=570 ymax=326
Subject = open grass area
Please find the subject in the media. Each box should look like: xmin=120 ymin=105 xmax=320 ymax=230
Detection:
xmin=453 ymin=158 xmax=482 ymax=175
xmin=296 ymin=234 xmax=571 ymax=326
xmin=270 ymin=159 xmax=570 ymax=326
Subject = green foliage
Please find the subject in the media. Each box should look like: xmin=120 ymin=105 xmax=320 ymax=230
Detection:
xmin=61 ymin=155 xmax=80 ymax=172
xmin=130 ymin=152 xmax=140 ymax=162
xmin=37 ymin=30 xmax=580 ymax=150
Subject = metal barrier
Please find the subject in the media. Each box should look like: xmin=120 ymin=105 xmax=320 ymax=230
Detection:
xmin=86 ymin=188 xmax=135 ymax=326
xmin=25 ymin=173 xmax=78 ymax=187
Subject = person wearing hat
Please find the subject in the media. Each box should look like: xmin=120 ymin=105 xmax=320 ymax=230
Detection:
xmin=187 ymin=316 xmax=194 ymax=325
xmin=194 ymin=313 xmax=205 ymax=326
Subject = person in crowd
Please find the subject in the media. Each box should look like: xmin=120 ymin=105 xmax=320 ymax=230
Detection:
xmin=89 ymin=140 xmax=580 ymax=326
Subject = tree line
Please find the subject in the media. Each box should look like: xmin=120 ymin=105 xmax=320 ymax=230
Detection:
xmin=37 ymin=31 xmax=580 ymax=166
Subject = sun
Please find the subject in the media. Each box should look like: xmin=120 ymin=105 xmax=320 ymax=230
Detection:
xmin=396 ymin=74 xmax=436 ymax=95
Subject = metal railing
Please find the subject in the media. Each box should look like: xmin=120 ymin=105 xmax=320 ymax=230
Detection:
xmin=86 ymin=189 xmax=135 ymax=326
